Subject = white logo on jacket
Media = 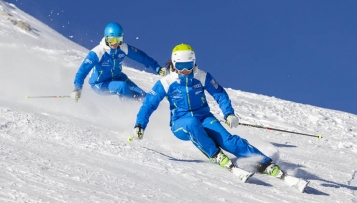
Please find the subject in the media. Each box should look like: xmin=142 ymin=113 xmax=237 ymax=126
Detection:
xmin=195 ymin=90 xmax=203 ymax=95
xmin=84 ymin=59 xmax=92 ymax=64
xmin=148 ymin=89 xmax=157 ymax=95
xmin=193 ymin=84 xmax=202 ymax=88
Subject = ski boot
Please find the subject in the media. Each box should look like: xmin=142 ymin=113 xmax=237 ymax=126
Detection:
xmin=210 ymin=150 xmax=254 ymax=183
xmin=263 ymin=163 xmax=285 ymax=178
xmin=256 ymin=160 xmax=284 ymax=178
xmin=210 ymin=150 xmax=234 ymax=169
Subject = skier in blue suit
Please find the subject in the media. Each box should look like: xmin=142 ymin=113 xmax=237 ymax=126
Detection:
xmin=71 ymin=22 xmax=167 ymax=101
xmin=133 ymin=43 xmax=283 ymax=179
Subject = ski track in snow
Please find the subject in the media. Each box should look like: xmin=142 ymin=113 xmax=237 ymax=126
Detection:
xmin=1 ymin=1 xmax=357 ymax=203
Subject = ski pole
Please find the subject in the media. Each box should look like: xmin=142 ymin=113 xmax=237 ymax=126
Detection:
xmin=26 ymin=95 xmax=71 ymax=99
xmin=238 ymin=122 xmax=322 ymax=140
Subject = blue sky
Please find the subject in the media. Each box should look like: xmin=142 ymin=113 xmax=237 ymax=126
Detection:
xmin=7 ymin=0 xmax=357 ymax=115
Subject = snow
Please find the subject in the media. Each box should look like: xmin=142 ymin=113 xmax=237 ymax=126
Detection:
xmin=1 ymin=1 xmax=357 ymax=203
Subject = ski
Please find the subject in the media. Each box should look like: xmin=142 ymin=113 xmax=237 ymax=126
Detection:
xmin=223 ymin=165 xmax=308 ymax=192
xmin=260 ymin=164 xmax=309 ymax=192
xmin=230 ymin=166 xmax=255 ymax=183
xmin=253 ymin=168 xmax=309 ymax=192
xmin=281 ymin=174 xmax=309 ymax=193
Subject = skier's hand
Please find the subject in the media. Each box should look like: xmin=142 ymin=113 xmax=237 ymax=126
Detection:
xmin=133 ymin=124 xmax=144 ymax=139
xmin=225 ymin=114 xmax=239 ymax=128
xmin=158 ymin=67 xmax=168 ymax=76
xmin=71 ymin=88 xmax=82 ymax=102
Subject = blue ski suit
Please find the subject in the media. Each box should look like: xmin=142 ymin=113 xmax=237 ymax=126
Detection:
xmin=135 ymin=67 xmax=271 ymax=164
xmin=73 ymin=38 xmax=161 ymax=99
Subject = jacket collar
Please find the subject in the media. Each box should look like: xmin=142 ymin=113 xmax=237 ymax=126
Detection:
xmin=100 ymin=37 xmax=111 ymax=52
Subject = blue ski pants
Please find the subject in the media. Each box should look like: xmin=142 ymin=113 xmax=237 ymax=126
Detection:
xmin=91 ymin=73 xmax=146 ymax=99
xmin=171 ymin=113 xmax=271 ymax=164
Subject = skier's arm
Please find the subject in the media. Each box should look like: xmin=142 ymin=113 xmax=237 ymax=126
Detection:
xmin=204 ymin=72 xmax=235 ymax=118
xmin=125 ymin=44 xmax=162 ymax=74
xmin=73 ymin=51 xmax=98 ymax=89
xmin=135 ymin=81 xmax=166 ymax=129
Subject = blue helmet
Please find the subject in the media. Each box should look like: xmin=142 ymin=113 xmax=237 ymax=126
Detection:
xmin=104 ymin=22 xmax=124 ymax=37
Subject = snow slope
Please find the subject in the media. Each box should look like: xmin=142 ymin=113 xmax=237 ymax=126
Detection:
xmin=1 ymin=1 xmax=356 ymax=203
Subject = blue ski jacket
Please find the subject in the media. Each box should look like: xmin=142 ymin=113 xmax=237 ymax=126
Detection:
xmin=135 ymin=67 xmax=235 ymax=129
xmin=74 ymin=37 xmax=161 ymax=89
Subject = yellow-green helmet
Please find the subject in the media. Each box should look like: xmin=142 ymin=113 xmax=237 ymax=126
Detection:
xmin=171 ymin=44 xmax=196 ymax=68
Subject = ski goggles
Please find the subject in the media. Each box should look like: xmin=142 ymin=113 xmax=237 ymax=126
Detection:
xmin=174 ymin=61 xmax=195 ymax=72
xmin=106 ymin=36 xmax=123 ymax=45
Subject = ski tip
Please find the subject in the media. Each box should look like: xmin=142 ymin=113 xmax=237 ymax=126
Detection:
xmin=241 ymin=172 xmax=254 ymax=183
xmin=300 ymin=181 xmax=309 ymax=193
xmin=231 ymin=167 xmax=254 ymax=183
xmin=295 ymin=179 xmax=309 ymax=193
